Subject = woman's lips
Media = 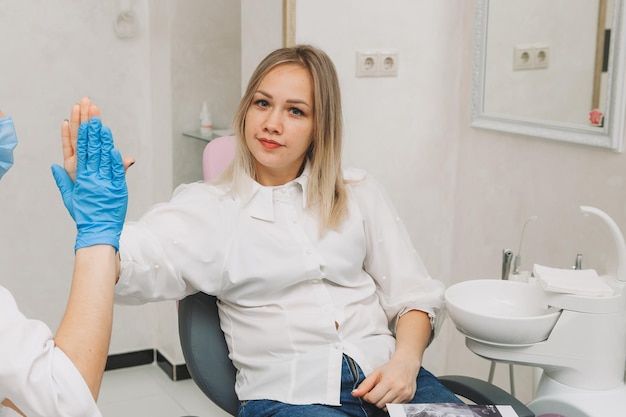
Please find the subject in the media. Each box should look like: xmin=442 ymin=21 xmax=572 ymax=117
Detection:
xmin=259 ymin=138 xmax=282 ymax=149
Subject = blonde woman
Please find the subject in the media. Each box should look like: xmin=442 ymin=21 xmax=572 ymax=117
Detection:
xmin=104 ymin=45 xmax=462 ymax=416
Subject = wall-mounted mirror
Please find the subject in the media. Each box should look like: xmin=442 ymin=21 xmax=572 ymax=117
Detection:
xmin=471 ymin=0 xmax=626 ymax=151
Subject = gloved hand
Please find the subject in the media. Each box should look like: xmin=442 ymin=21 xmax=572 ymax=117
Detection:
xmin=0 ymin=115 xmax=18 ymax=180
xmin=51 ymin=117 xmax=128 ymax=251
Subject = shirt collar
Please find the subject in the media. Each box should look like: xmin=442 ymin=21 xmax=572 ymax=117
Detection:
xmin=240 ymin=163 xmax=311 ymax=222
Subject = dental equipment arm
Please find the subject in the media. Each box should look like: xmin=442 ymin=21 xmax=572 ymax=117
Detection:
xmin=580 ymin=205 xmax=626 ymax=282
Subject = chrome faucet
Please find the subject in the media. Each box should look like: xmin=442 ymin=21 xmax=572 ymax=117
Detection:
xmin=502 ymin=248 xmax=513 ymax=280
xmin=573 ymin=253 xmax=583 ymax=270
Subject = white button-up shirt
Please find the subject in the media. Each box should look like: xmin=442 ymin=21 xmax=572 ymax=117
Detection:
xmin=116 ymin=167 xmax=444 ymax=405
xmin=0 ymin=287 xmax=101 ymax=417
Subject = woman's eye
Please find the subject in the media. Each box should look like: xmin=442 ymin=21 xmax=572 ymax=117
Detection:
xmin=289 ymin=107 xmax=304 ymax=116
xmin=254 ymin=99 xmax=269 ymax=108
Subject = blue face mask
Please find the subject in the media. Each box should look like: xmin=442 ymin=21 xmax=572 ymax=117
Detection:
xmin=0 ymin=116 xmax=18 ymax=180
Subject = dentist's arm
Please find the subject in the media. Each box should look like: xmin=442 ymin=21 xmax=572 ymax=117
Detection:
xmin=52 ymin=115 xmax=128 ymax=399
xmin=0 ymin=246 xmax=119 ymax=416
xmin=54 ymin=245 xmax=117 ymax=399
xmin=0 ymin=111 xmax=125 ymax=415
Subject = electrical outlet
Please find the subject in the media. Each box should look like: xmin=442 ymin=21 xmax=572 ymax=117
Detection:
xmin=513 ymin=44 xmax=550 ymax=71
xmin=513 ymin=45 xmax=534 ymax=71
xmin=534 ymin=45 xmax=550 ymax=69
xmin=356 ymin=52 xmax=379 ymax=77
xmin=356 ymin=50 xmax=399 ymax=77
xmin=379 ymin=52 xmax=398 ymax=76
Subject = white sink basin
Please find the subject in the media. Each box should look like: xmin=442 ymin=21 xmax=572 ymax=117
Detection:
xmin=445 ymin=279 xmax=562 ymax=345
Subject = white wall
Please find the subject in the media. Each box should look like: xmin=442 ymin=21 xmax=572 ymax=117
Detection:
xmin=241 ymin=0 xmax=283 ymax=93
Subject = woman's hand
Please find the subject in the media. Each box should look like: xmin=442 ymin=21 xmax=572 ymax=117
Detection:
xmin=351 ymin=353 xmax=420 ymax=409
xmin=352 ymin=310 xmax=432 ymax=409
xmin=61 ymin=97 xmax=134 ymax=182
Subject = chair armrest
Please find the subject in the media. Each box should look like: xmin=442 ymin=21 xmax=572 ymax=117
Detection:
xmin=438 ymin=375 xmax=535 ymax=417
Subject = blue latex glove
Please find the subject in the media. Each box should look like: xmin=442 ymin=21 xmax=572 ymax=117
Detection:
xmin=0 ymin=116 xmax=18 ymax=180
xmin=51 ymin=117 xmax=128 ymax=251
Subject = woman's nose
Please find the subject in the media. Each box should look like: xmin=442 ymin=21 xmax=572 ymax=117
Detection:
xmin=263 ymin=110 xmax=283 ymax=134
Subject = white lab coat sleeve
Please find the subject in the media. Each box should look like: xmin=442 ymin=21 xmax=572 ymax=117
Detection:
xmin=0 ymin=287 xmax=101 ymax=417
xmin=347 ymin=169 xmax=445 ymax=337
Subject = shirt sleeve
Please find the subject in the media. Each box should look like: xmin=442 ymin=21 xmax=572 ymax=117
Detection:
xmin=116 ymin=182 xmax=227 ymax=304
xmin=347 ymin=170 xmax=445 ymax=336
xmin=0 ymin=287 xmax=101 ymax=417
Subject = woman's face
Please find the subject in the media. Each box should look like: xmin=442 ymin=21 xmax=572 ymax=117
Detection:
xmin=244 ymin=63 xmax=314 ymax=186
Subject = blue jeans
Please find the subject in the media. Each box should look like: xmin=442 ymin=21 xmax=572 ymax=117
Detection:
xmin=238 ymin=355 xmax=462 ymax=417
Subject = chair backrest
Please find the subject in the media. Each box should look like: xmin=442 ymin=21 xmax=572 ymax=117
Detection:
xmin=202 ymin=135 xmax=236 ymax=182
xmin=178 ymin=292 xmax=239 ymax=415
xmin=178 ymin=136 xmax=239 ymax=416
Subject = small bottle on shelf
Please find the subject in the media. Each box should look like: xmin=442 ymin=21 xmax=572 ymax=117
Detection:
xmin=199 ymin=101 xmax=213 ymax=138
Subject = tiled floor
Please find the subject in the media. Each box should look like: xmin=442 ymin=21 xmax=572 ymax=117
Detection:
xmin=98 ymin=363 xmax=232 ymax=417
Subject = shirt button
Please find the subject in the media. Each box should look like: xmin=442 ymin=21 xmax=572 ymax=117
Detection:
xmin=333 ymin=343 xmax=341 ymax=349
xmin=305 ymin=249 xmax=311 ymax=255
xmin=311 ymin=279 xmax=320 ymax=284
xmin=154 ymin=264 xmax=160 ymax=270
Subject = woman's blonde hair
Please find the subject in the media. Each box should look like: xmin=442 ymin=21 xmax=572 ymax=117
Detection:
xmin=224 ymin=44 xmax=348 ymax=233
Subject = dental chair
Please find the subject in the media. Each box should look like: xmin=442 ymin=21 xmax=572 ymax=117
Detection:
xmin=178 ymin=136 xmax=535 ymax=417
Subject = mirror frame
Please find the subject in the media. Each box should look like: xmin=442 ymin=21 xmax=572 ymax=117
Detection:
xmin=471 ymin=0 xmax=626 ymax=152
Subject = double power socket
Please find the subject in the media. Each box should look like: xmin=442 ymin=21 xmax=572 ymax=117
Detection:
xmin=513 ymin=44 xmax=550 ymax=71
xmin=356 ymin=51 xmax=399 ymax=77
